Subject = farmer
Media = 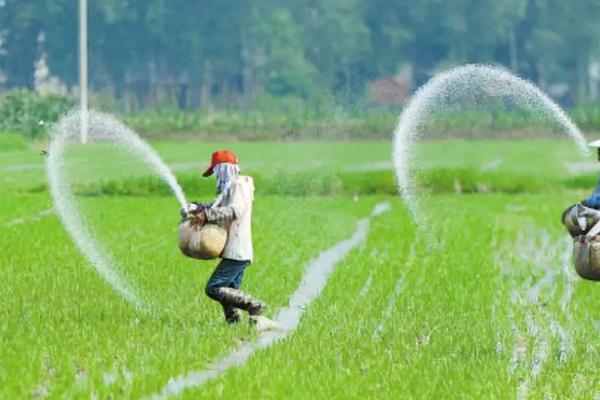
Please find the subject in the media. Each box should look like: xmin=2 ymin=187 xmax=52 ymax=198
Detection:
xmin=582 ymin=140 xmax=600 ymax=209
xmin=190 ymin=150 xmax=264 ymax=324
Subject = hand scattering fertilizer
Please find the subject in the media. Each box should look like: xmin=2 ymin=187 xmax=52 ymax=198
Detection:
xmin=47 ymin=109 xmax=188 ymax=309
xmin=178 ymin=203 xmax=228 ymax=260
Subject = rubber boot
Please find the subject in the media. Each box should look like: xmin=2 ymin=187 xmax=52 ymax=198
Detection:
xmin=222 ymin=304 xmax=242 ymax=324
xmin=215 ymin=287 xmax=264 ymax=316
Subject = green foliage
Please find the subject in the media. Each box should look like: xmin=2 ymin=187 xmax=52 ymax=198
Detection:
xmin=3 ymin=189 xmax=599 ymax=397
xmin=0 ymin=90 xmax=73 ymax=138
xmin=58 ymin=167 xmax=590 ymax=199
xmin=4 ymin=0 xmax=600 ymax=107
xmin=560 ymin=173 xmax=596 ymax=189
xmin=124 ymin=106 xmax=399 ymax=139
xmin=571 ymin=103 xmax=600 ymax=130
xmin=121 ymin=105 xmax=599 ymax=139
xmin=0 ymin=193 xmax=367 ymax=397
xmin=418 ymin=168 xmax=547 ymax=193
xmin=0 ymin=138 xmax=592 ymax=194
xmin=2 ymin=136 xmax=600 ymax=396
xmin=0 ymin=131 xmax=28 ymax=151
xmin=196 ymin=193 xmax=598 ymax=398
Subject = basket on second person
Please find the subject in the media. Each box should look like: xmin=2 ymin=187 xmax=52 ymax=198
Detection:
xmin=178 ymin=218 xmax=228 ymax=260
xmin=562 ymin=203 xmax=600 ymax=281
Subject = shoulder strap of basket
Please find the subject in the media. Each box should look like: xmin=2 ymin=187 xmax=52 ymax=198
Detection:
xmin=586 ymin=220 xmax=600 ymax=241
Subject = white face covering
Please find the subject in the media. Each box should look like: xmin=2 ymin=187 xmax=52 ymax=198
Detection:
xmin=214 ymin=162 xmax=240 ymax=194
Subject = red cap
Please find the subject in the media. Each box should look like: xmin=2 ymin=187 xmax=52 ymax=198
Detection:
xmin=202 ymin=150 xmax=238 ymax=177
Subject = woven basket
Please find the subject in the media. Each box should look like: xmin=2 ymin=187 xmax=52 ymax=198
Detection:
xmin=178 ymin=220 xmax=228 ymax=260
xmin=562 ymin=204 xmax=596 ymax=237
xmin=574 ymin=235 xmax=600 ymax=281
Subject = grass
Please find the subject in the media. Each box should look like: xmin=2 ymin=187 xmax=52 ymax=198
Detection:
xmin=0 ymin=193 xmax=374 ymax=397
xmin=0 ymin=138 xmax=594 ymax=194
xmin=6 ymin=88 xmax=600 ymax=140
xmin=1 ymin=137 xmax=599 ymax=397
xmin=121 ymin=105 xmax=600 ymax=139
xmin=193 ymin=194 xmax=597 ymax=398
xmin=0 ymin=131 xmax=28 ymax=152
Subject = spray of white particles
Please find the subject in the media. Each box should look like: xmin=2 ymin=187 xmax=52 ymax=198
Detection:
xmin=46 ymin=109 xmax=188 ymax=310
xmin=393 ymin=64 xmax=589 ymax=227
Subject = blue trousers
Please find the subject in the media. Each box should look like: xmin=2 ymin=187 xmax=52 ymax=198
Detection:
xmin=205 ymin=258 xmax=251 ymax=300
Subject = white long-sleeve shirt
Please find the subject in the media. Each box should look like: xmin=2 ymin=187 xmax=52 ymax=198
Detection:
xmin=204 ymin=175 xmax=254 ymax=261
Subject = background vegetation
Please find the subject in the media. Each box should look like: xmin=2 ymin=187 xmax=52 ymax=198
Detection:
xmin=5 ymin=90 xmax=600 ymax=140
xmin=4 ymin=1 xmax=600 ymax=140
xmin=3 ymin=0 xmax=600 ymax=112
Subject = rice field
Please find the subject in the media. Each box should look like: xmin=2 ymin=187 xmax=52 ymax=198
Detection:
xmin=1 ymin=139 xmax=599 ymax=398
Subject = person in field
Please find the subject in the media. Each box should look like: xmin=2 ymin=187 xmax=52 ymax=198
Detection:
xmin=562 ymin=139 xmax=600 ymax=237
xmin=582 ymin=140 xmax=600 ymax=209
xmin=190 ymin=150 xmax=265 ymax=324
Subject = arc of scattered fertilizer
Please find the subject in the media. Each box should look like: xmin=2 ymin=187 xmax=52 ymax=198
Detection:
xmin=147 ymin=202 xmax=390 ymax=399
xmin=46 ymin=110 xmax=188 ymax=311
xmin=392 ymin=64 xmax=590 ymax=227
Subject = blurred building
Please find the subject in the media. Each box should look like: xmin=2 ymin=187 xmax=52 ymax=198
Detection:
xmin=368 ymin=66 xmax=412 ymax=106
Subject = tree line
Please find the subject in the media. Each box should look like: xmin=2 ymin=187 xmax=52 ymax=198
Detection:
xmin=1 ymin=0 xmax=600 ymax=109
